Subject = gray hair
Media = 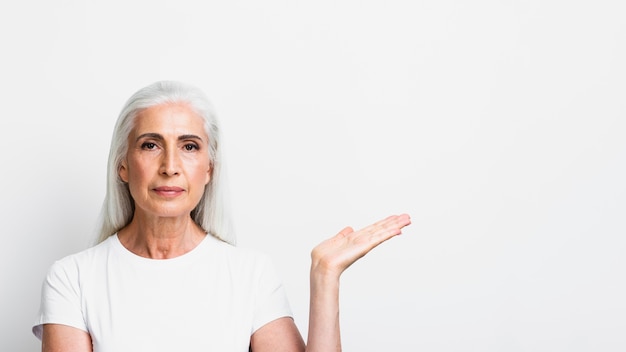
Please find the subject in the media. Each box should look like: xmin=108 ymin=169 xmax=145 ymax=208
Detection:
xmin=96 ymin=81 xmax=234 ymax=245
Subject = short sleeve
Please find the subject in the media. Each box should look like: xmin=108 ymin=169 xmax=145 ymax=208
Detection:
xmin=251 ymin=255 xmax=293 ymax=333
xmin=32 ymin=258 xmax=88 ymax=339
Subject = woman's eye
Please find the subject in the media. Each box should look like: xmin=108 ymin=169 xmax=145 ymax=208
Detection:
xmin=141 ymin=142 xmax=157 ymax=150
xmin=184 ymin=144 xmax=199 ymax=151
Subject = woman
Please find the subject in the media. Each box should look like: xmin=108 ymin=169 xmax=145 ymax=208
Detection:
xmin=33 ymin=81 xmax=411 ymax=351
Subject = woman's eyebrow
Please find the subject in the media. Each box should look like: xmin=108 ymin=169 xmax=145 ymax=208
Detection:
xmin=136 ymin=132 xmax=163 ymax=141
xmin=136 ymin=133 xmax=205 ymax=142
xmin=178 ymin=134 xmax=204 ymax=142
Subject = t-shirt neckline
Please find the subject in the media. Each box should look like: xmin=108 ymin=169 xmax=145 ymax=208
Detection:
xmin=110 ymin=233 xmax=214 ymax=264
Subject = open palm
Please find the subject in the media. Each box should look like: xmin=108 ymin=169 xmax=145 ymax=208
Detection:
xmin=311 ymin=214 xmax=411 ymax=278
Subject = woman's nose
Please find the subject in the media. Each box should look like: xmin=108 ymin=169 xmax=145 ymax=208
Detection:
xmin=160 ymin=149 xmax=181 ymax=176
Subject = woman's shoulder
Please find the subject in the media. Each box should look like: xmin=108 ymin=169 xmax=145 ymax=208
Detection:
xmin=204 ymin=235 xmax=275 ymax=269
xmin=47 ymin=235 xmax=117 ymax=274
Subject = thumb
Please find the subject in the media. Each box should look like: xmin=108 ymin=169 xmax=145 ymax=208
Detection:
xmin=336 ymin=226 xmax=354 ymax=239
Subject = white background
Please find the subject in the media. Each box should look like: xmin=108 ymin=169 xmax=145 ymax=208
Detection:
xmin=1 ymin=1 xmax=625 ymax=351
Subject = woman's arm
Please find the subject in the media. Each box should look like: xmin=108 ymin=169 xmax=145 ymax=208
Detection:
xmin=248 ymin=214 xmax=411 ymax=352
xmin=306 ymin=214 xmax=411 ymax=351
xmin=250 ymin=317 xmax=305 ymax=351
xmin=42 ymin=324 xmax=92 ymax=352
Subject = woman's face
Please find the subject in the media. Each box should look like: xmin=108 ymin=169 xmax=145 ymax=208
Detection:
xmin=119 ymin=103 xmax=212 ymax=220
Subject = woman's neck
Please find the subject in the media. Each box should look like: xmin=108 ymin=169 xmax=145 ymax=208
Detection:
xmin=117 ymin=213 xmax=207 ymax=259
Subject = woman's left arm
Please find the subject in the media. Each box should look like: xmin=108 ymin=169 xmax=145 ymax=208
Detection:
xmin=306 ymin=214 xmax=411 ymax=352
xmin=250 ymin=214 xmax=411 ymax=352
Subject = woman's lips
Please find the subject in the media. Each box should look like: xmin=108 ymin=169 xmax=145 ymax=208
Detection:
xmin=153 ymin=186 xmax=185 ymax=197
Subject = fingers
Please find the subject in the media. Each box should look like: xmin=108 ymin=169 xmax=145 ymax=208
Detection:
xmin=375 ymin=214 xmax=411 ymax=230
xmin=337 ymin=214 xmax=410 ymax=238
xmin=357 ymin=214 xmax=412 ymax=247
xmin=364 ymin=214 xmax=411 ymax=236
xmin=385 ymin=214 xmax=411 ymax=234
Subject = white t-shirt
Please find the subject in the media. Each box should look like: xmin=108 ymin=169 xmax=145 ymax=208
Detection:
xmin=33 ymin=234 xmax=293 ymax=352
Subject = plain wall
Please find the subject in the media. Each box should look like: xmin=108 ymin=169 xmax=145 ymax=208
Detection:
xmin=1 ymin=1 xmax=625 ymax=351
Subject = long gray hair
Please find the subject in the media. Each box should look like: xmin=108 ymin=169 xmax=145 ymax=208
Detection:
xmin=96 ymin=81 xmax=234 ymax=245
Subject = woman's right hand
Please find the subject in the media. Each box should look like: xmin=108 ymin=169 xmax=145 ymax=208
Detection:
xmin=310 ymin=214 xmax=411 ymax=280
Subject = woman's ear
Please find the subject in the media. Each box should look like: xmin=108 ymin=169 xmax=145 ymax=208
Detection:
xmin=119 ymin=160 xmax=129 ymax=183
xmin=205 ymin=164 xmax=212 ymax=185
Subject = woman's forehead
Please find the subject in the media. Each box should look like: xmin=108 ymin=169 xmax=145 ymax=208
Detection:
xmin=132 ymin=103 xmax=208 ymax=139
